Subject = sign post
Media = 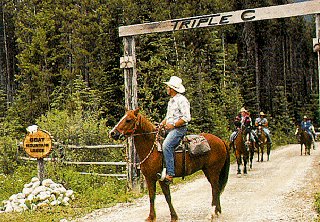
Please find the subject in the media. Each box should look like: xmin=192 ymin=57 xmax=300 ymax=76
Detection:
xmin=23 ymin=127 xmax=53 ymax=184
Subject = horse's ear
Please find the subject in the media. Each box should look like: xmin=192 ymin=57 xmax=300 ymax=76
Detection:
xmin=134 ymin=107 xmax=140 ymax=116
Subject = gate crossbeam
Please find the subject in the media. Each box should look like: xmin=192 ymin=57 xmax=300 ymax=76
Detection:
xmin=119 ymin=1 xmax=320 ymax=37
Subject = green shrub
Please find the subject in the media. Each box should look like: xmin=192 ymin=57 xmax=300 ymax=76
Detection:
xmin=315 ymin=193 xmax=320 ymax=215
xmin=0 ymin=165 xmax=37 ymax=201
xmin=0 ymin=136 xmax=20 ymax=174
xmin=36 ymin=109 xmax=112 ymax=145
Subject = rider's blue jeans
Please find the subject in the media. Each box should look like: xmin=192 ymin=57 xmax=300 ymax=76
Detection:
xmin=162 ymin=127 xmax=187 ymax=176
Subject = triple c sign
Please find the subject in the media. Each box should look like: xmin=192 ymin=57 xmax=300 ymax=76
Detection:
xmin=171 ymin=9 xmax=255 ymax=31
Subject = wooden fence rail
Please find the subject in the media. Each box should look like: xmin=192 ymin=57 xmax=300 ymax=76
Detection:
xmin=19 ymin=143 xmax=127 ymax=178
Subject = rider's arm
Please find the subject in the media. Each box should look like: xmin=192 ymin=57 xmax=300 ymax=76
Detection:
xmin=264 ymin=120 xmax=268 ymax=127
xmin=174 ymin=119 xmax=186 ymax=128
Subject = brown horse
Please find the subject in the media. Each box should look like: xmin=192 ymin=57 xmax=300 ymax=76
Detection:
xmin=109 ymin=109 xmax=230 ymax=222
xmin=256 ymin=125 xmax=270 ymax=161
xmin=296 ymin=125 xmax=312 ymax=155
xmin=232 ymin=126 xmax=253 ymax=174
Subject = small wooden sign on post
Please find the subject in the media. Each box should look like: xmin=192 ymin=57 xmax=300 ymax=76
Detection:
xmin=23 ymin=125 xmax=53 ymax=184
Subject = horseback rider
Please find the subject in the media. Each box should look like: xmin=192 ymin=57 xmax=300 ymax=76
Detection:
xmin=255 ymin=111 xmax=272 ymax=147
xmin=160 ymin=76 xmax=191 ymax=184
xmin=296 ymin=116 xmax=316 ymax=147
xmin=230 ymin=107 xmax=259 ymax=147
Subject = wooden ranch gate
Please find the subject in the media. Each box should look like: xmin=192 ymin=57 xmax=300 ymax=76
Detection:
xmin=19 ymin=143 xmax=127 ymax=178
xmin=119 ymin=1 xmax=320 ymax=190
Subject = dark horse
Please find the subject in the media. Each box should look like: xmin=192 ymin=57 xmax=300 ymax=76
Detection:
xmin=256 ymin=124 xmax=270 ymax=161
xmin=109 ymin=109 xmax=230 ymax=222
xmin=296 ymin=125 xmax=312 ymax=155
xmin=232 ymin=125 xmax=254 ymax=174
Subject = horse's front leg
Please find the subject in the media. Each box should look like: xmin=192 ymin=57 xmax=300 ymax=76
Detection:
xmin=145 ymin=178 xmax=157 ymax=222
xmin=159 ymin=181 xmax=178 ymax=222
xmin=267 ymin=143 xmax=271 ymax=161
xmin=249 ymin=142 xmax=254 ymax=169
xmin=236 ymin=156 xmax=242 ymax=174
xmin=257 ymin=144 xmax=260 ymax=162
xmin=301 ymin=144 xmax=303 ymax=155
xmin=243 ymin=156 xmax=248 ymax=174
xmin=260 ymin=145 xmax=264 ymax=162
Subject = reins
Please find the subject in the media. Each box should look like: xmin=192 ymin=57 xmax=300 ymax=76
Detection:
xmin=123 ymin=114 xmax=163 ymax=166
xmin=125 ymin=131 xmax=160 ymax=166
xmin=131 ymin=131 xmax=158 ymax=137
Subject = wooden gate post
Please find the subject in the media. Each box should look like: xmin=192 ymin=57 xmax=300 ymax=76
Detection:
xmin=121 ymin=36 xmax=140 ymax=191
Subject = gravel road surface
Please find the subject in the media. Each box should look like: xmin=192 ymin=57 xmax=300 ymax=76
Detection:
xmin=74 ymin=143 xmax=320 ymax=222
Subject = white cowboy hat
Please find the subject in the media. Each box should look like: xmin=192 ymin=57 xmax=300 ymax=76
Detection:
xmin=303 ymin=115 xmax=308 ymax=119
xmin=164 ymin=76 xmax=185 ymax=93
xmin=240 ymin=107 xmax=247 ymax=113
xmin=260 ymin=112 xmax=266 ymax=116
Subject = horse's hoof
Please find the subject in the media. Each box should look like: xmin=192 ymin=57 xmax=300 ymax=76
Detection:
xmin=145 ymin=216 xmax=156 ymax=222
xmin=171 ymin=217 xmax=178 ymax=222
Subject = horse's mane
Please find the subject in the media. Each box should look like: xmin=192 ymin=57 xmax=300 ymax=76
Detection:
xmin=136 ymin=113 xmax=156 ymax=135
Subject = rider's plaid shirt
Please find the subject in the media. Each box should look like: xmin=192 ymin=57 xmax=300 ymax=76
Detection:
xmin=165 ymin=93 xmax=191 ymax=125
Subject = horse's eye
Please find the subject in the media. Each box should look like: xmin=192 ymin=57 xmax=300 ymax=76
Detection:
xmin=126 ymin=119 xmax=132 ymax=123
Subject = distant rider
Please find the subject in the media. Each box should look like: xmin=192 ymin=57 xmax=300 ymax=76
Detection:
xmin=255 ymin=112 xmax=272 ymax=148
xmin=230 ymin=107 xmax=259 ymax=148
xmin=296 ymin=116 xmax=316 ymax=148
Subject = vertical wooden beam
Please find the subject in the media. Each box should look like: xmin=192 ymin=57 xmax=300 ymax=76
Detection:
xmin=122 ymin=37 xmax=139 ymax=191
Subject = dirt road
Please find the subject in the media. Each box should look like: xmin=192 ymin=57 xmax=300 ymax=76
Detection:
xmin=74 ymin=143 xmax=320 ymax=222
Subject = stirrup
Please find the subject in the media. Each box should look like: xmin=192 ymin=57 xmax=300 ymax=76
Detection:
xmin=157 ymin=168 xmax=167 ymax=181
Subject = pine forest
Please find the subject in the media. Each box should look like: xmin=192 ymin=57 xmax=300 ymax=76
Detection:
xmin=0 ymin=0 xmax=318 ymax=173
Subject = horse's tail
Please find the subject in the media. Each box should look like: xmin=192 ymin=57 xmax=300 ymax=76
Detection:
xmin=219 ymin=140 xmax=230 ymax=193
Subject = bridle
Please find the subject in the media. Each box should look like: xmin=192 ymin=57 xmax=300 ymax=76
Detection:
xmin=117 ymin=115 xmax=140 ymax=137
xmin=115 ymin=114 xmax=159 ymax=137
xmin=114 ymin=113 xmax=162 ymax=165
xmin=257 ymin=125 xmax=263 ymax=135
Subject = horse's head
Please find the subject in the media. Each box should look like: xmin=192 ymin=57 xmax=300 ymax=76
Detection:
xmin=241 ymin=124 xmax=251 ymax=135
xmin=109 ymin=108 xmax=140 ymax=140
xmin=257 ymin=123 xmax=263 ymax=136
xmin=296 ymin=125 xmax=303 ymax=135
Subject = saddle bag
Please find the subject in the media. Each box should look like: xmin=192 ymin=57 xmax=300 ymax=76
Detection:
xmin=185 ymin=135 xmax=211 ymax=156
xmin=156 ymin=135 xmax=211 ymax=156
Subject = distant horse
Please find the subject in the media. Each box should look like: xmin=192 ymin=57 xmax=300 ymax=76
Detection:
xmin=296 ymin=126 xmax=312 ymax=155
xmin=110 ymin=109 xmax=230 ymax=222
xmin=231 ymin=125 xmax=254 ymax=174
xmin=256 ymin=124 xmax=270 ymax=161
